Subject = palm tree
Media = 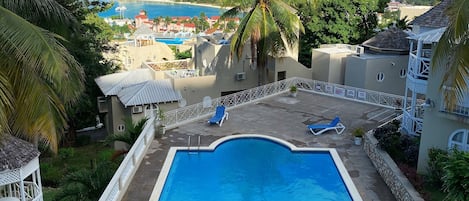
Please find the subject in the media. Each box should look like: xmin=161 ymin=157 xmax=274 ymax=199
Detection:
xmin=0 ymin=0 xmax=84 ymax=152
xmin=54 ymin=161 xmax=117 ymax=201
xmin=219 ymin=0 xmax=305 ymax=85
xmin=106 ymin=117 xmax=148 ymax=148
xmin=432 ymin=0 xmax=469 ymax=107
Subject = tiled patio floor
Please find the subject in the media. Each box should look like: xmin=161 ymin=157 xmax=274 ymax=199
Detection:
xmin=123 ymin=91 xmax=399 ymax=201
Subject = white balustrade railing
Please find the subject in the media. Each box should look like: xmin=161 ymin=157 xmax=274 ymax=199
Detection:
xmin=143 ymin=59 xmax=192 ymax=71
xmin=402 ymin=111 xmax=423 ymax=136
xmin=99 ymin=117 xmax=156 ymax=201
xmin=293 ymin=78 xmax=406 ymax=109
xmin=99 ymin=77 xmax=408 ymax=201
xmin=408 ymin=53 xmax=430 ymax=81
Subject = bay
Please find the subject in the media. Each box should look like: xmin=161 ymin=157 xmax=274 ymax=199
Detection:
xmin=98 ymin=1 xmax=224 ymax=19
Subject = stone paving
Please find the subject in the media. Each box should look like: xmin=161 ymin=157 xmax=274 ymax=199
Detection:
xmin=123 ymin=91 xmax=400 ymax=201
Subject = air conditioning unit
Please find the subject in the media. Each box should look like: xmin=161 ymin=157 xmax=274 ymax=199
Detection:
xmin=356 ymin=46 xmax=364 ymax=55
xmin=235 ymin=72 xmax=246 ymax=80
xmin=132 ymin=106 xmax=143 ymax=114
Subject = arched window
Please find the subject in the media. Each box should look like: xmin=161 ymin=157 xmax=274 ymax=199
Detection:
xmin=448 ymin=129 xmax=469 ymax=151
xmin=377 ymin=72 xmax=385 ymax=82
xmin=399 ymin=69 xmax=406 ymax=78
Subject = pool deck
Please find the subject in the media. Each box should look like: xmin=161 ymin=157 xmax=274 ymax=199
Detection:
xmin=122 ymin=91 xmax=399 ymax=201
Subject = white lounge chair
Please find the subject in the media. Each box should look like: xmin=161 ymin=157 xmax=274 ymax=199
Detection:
xmin=307 ymin=117 xmax=345 ymax=135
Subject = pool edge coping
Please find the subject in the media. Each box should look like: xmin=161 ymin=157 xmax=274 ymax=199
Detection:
xmin=149 ymin=134 xmax=363 ymax=201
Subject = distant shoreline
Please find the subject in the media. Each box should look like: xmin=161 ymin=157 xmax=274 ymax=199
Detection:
xmin=119 ymin=0 xmax=229 ymax=9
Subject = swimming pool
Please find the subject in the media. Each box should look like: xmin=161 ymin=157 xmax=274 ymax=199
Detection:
xmin=150 ymin=135 xmax=362 ymax=201
xmin=156 ymin=38 xmax=186 ymax=45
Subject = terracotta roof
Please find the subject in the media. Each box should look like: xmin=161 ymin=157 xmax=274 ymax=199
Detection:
xmin=411 ymin=0 xmax=451 ymax=28
xmin=361 ymin=27 xmax=410 ymax=53
xmin=0 ymin=135 xmax=40 ymax=171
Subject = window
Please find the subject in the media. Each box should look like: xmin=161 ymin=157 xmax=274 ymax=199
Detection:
xmin=117 ymin=124 xmax=125 ymax=132
xmin=377 ymin=72 xmax=385 ymax=82
xmin=448 ymin=129 xmax=469 ymax=151
xmin=399 ymin=69 xmax=406 ymax=78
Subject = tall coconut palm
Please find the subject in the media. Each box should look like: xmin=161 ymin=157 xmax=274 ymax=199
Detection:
xmin=219 ymin=0 xmax=306 ymax=85
xmin=432 ymin=0 xmax=469 ymax=107
xmin=0 ymin=0 xmax=84 ymax=152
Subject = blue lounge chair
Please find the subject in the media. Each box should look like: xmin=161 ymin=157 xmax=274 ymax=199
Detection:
xmin=208 ymin=105 xmax=229 ymax=127
xmin=307 ymin=117 xmax=345 ymax=136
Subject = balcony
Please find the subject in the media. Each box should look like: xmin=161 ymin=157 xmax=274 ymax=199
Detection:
xmin=439 ymin=89 xmax=469 ymax=118
xmin=402 ymin=110 xmax=424 ymax=136
xmin=407 ymin=51 xmax=430 ymax=81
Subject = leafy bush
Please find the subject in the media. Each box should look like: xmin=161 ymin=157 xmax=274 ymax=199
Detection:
xmin=175 ymin=49 xmax=192 ymax=59
xmin=40 ymin=163 xmax=62 ymax=187
xmin=58 ymin=147 xmax=75 ymax=159
xmin=373 ymin=120 xmax=419 ymax=166
xmin=427 ymin=148 xmax=448 ymax=186
xmin=442 ymin=150 xmax=469 ymax=201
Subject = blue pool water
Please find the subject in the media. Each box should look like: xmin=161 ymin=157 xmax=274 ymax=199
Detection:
xmin=159 ymin=138 xmax=352 ymax=201
xmin=98 ymin=1 xmax=224 ymax=19
xmin=156 ymin=38 xmax=186 ymax=45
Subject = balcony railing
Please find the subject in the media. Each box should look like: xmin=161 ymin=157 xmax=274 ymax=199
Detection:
xmin=408 ymin=53 xmax=430 ymax=81
xmin=402 ymin=110 xmax=424 ymax=136
xmin=99 ymin=77 xmax=407 ymax=201
xmin=0 ymin=181 xmax=42 ymax=201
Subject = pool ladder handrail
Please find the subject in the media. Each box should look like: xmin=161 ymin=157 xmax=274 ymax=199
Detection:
xmin=187 ymin=135 xmax=201 ymax=154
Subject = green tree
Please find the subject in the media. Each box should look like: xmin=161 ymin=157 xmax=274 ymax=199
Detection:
xmin=52 ymin=0 xmax=118 ymax=146
xmin=164 ymin=16 xmax=172 ymax=31
xmin=0 ymin=0 xmax=84 ymax=151
xmin=195 ymin=12 xmax=210 ymax=33
xmin=220 ymin=0 xmax=304 ymax=85
xmin=432 ymin=0 xmax=469 ymax=107
xmin=296 ymin=0 xmax=378 ymax=67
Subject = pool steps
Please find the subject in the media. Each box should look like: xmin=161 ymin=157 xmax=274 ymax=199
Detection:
xmin=187 ymin=135 xmax=201 ymax=154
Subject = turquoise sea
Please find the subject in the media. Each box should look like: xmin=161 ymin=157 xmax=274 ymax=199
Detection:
xmin=98 ymin=1 xmax=224 ymax=19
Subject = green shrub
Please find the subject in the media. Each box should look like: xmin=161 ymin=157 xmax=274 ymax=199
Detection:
xmin=40 ymin=163 xmax=62 ymax=187
xmin=442 ymin=150 xmax=469 ymax=201
xmin=373 ymin=120 xmax=419 ymax=166
xmin=75 ymin=135 xmax=91 ymax=147
xmin=58 ymin=147 xmax=75 ymax=159
xmin=427 ymin=148 xmax=448 ymax=186
xmin=99 ymin=149 xmax=114 ymax=161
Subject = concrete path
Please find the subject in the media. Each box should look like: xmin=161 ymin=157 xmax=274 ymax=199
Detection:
xmin=123 ymin=91 xmax=399 ymax=201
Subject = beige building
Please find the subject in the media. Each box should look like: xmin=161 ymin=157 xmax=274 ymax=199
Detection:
xmin=311 ymin=44 xmax=356 ymax=84
xmin=96 ymin=35 xmax=311 ymax=136
xmin=396 ymin=0 xmax=469 ymax=173
xmin=95 ymin=69 xmax=182 ymax=136
xmin=345 ymin=28 xmax=409 ymax=96
xmin=398 ymin=5 xmax=432 ymax=21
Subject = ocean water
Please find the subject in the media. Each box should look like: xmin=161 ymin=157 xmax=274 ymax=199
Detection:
xmin=98 ymin=1 xmax=224 ymax=19
xmin=159 ymin=138 xmax=353 ymax=201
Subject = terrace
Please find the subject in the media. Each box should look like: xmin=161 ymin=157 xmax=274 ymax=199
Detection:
xmin=100 ymin=78 xmax=409 ymax=201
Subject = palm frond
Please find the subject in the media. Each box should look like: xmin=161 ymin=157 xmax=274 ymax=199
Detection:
xmin=0 ymin=71 xmax=11 ymax=134
xmin=0 ymin=6 xmax=84 ymax=104
xmin=0 ymin=0 xmax=76 ymax=26
xmin=433 ymin=0 xmax=469 ymax=107
xmin=232 ymin=5 xmax=263 ymax=60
